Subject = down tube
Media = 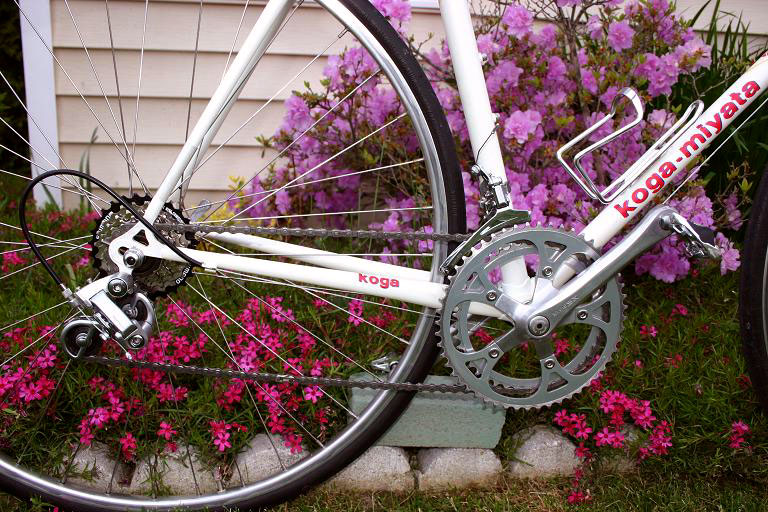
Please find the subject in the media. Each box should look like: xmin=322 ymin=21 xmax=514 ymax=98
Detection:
xmin=581 ymin=53 xmax=768 ymax=249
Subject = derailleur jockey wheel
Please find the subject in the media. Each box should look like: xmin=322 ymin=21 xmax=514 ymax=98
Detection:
xmin=91 ymin=195 xmax=197 ymax=299
xmin=438 ymin=227 xmax=624 ymax=409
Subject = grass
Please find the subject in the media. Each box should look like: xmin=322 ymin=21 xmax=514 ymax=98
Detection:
xmin=0 ymin=197 xmax=766 ymax=510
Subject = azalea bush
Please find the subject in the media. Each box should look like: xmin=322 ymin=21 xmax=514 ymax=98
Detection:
xmin=236 ymin=0 xmax=751 ymax=282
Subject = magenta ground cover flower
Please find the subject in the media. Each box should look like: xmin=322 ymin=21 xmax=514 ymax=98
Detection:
xmin=729 ymin=420 xmax=750 ymax=449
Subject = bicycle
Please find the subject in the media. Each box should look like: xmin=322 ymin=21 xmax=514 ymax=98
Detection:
xmin=2 ymin=0 xmax=768 ymax=510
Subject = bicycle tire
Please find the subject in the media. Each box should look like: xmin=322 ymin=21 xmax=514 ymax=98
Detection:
xmin=740 ymin=166 xmax=768 ymax=414
xmin=0 ymin=0 xmax=465 ymax=509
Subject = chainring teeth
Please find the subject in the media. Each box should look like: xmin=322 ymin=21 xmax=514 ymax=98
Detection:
xmin=437 ymin=225 xmax=624 ymax=410
xmin=90 ymin=195 xmax=197 ymax=299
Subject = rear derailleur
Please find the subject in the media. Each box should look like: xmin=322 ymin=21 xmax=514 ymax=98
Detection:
xmin=61 ymin=266 xmax=155 ymax=359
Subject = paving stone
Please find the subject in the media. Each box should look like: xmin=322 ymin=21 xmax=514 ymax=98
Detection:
xmin=64 ymin=442 xmax=130 ymax=491
xmin=507 ymin=425 xmax=580 ymax=478
xmin=233 ymin=433 xmax=307 ymax=483
xmin=349 ymin=374 xmax=506 ymax=448
xmin=327 ymin=446 xmax=414 ymax=492
xmin=416 ymin=448 xmax=501 ymax=490
xmin=129 ymin=445 xmax=219 ymax=495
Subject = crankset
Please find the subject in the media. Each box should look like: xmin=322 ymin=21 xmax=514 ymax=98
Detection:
xmin=437 ymin=205 xmax=721 ymax=409
xmin=439 ymin=226 xmax=623 ymax=409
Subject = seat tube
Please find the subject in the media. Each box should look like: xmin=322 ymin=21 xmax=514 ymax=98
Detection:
xmin=143 ymin=0 xmax=295 ymax=223
xmin=439 ymin=1 xmax=530 ymax=297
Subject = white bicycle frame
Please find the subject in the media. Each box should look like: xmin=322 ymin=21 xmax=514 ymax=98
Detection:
xmin=107 ymin=0 xmax=768 ymax=320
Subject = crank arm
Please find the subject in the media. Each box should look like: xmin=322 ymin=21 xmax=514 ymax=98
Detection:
xmin=518 ymin=205 xmax=680 ymax=336
xmin=440 ymin=206 xmax=530 ymax=275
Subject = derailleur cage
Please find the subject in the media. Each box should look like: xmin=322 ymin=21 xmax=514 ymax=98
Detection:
xmin=62 ymin=273 xmax=156 ymax=359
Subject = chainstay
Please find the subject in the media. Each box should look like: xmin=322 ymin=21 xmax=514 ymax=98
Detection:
xmin=83 ymin=355 xmax=471 ymax=393
xmin=154 ymin=223 xmax=471 ymax=242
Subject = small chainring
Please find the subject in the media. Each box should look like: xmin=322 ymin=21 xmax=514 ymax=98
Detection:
xmin=91 ymin=195 xmax=196 ymax=298
xmin=438 ymin=227 xmax=624 ymax=409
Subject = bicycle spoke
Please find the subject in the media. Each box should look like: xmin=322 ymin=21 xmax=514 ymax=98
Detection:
xmin=103 ymin=0 xmax=147 ymax=196
xmin=0 ymin=244 xmax=89 ymax=282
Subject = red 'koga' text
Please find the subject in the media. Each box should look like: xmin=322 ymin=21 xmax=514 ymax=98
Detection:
xmin=613 ymin=80 xmax=761 ymax=218
xmin=358 ymin=273 xmax=399 ymax=289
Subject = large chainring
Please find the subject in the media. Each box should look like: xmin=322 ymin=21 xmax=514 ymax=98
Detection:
xmin=439 ymin=227 xmax=624 ymax=409
xmin=91 ymin=195 xmax=196 ymax=298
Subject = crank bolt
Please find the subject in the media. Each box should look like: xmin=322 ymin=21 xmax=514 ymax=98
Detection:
xmin=107 ymin=277 xmax=128 ymax=297
xmin=486 ymin=291 xmax=498 ymax=302
xmin=577 ymin=310 xmax=588 ymax=320
xmin=489 ymin=348 xmax=501 ymax=359
xmin=123 ymin=249 xmax=144 ymax=268
xmin=128 ymin=335 xmax=145 ymax=349
xmin=542 ymin=266 xmax=553 ymax=278
xmin=528 ymin=315 xmax=550 ymax=336
xmin=75 ymin=332 xmax=90 ymax=347
xmin=544 ymin=359 xmax=556 ymax=370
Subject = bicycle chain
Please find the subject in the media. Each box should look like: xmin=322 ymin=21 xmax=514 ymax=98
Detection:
xmin=84 ymin=355 xmax=471 ymax=393
xmin=153 ymin=223 xmax=471 ymax=242
xmin=85 ymin=223 xmax=472 ymax=393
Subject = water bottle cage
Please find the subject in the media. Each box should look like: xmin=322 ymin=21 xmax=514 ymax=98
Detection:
xmin=556 ymin=87 xmax=705 ymax=204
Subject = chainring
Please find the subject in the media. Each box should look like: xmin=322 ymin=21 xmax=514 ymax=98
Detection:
xmin=91 ymin=195 xmax=197 ymax=299
xmin=438 ymin=226 xmax=624 ymax=409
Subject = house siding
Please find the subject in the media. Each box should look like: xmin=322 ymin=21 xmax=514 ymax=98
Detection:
xmin=47 ymin=0 xmax=767 ymax=209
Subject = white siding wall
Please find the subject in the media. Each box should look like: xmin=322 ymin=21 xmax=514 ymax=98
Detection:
xmin=51 ymin=0 xmax=445 ymax=209
xmin=46 ymin=0 xmax=768 ymax=209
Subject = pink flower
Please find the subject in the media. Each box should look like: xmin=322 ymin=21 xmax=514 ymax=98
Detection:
xmin=303 ymin=386 xmax=323 ymax=404
xmin=607 ymin=21 xmax=635 ymax=51
xmin=87 ymin=407 xmax=110 ymax=429
xmin=347 ymin=299 xmax=364 ymax=326
xmin=503 ymin=110 xmax=542 ymax=144
xmin=567 ymin=489 xmax=591 ymax=504
xmin=1 ymin=252 xmax=25 ymax=272
xmin=716 ymin=233 xmax=740 ymax=274
xmin=502 ymin=4 xmax=533 ymax=37
xmin=729 ymin=420 xmax=750 ymax=449
xmin=575 ymin=442 xmax=591 ymax=459
xmin=284 ymin=433 xmax=303 ymax=454
xmin=595 ymin=427 xmax=625 ymax=448
xmin=213 ymin=432 xmax=231 ymax=452
xmin=119 ymin=433 xmax=138 ymax=461
xmin=157 ymin=421 xmax=178 ymax=441
xmin=643 ymin=421 xmax=672 ymax=456
xmin=554 ymin=338 xmax=571 ymax=356
xmin=639 ymin=325 xmax=657 ymax=338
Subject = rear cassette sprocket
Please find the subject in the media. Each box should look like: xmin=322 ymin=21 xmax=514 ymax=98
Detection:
xmin=90 ymin=195 xmax=197 ymax=299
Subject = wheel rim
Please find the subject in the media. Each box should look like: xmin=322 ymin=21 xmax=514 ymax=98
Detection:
xmin=0 ymin=0 xmax=455 ymax=509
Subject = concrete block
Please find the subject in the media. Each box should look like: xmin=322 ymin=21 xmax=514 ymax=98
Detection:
xmin=64 ymin=442 xmax=130 ymax=491
xmin=130 ymin=445 xmax=219 ymax=495
xmin=349 ymin=374 xmax=506 ymax=448
xmin=507 ymin=425 xmax=580 ymax=478
xmin=327 ymin=446 xmax=414 ymax=492
xmin=233 ymin=434 xmax=307 ymax=484
xmin=416 ymin=448 xmax=501 ymax=490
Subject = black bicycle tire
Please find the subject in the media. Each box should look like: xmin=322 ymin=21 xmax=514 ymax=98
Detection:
xmin=739 ymin=166 xmax=768 ymax=413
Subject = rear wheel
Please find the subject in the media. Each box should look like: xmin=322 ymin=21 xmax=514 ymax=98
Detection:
xmin=0 ymin=0 xmax=464 ymax=509
xmin=740 ymin=167 xmax=768 ymax=414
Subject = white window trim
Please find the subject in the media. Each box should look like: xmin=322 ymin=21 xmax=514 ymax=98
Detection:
xmin=19 ymin=0 xmax=61 ymax=207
